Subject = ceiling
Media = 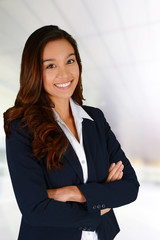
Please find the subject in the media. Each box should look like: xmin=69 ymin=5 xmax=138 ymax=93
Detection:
xmin=0 ymin=0 xmax=160 ymax=163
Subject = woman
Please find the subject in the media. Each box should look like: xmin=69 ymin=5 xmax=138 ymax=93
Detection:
xmin=4 ymin=25 xmax=139 ymax=240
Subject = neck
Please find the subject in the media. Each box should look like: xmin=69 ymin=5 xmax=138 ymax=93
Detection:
xmin=53 ymin=97 xmax=73 ymax=121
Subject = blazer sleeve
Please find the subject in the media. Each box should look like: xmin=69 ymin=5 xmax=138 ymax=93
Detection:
xmin=6 ymin=119 xmax=101 ymax=230
xmin=77 ymin=108 xmax=140 ymax=213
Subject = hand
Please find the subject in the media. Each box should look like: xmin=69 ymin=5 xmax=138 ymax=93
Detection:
xmin=47 ymin=186 xmax=86 ymax=203
xmin=105 ymin=161 xmax=124 ymax=183
xmin=100 ymin=161 xmax=124 ymax=216
xmin=100 ymin=208 xmax=111 ymax=215
xmin=47 ymin=186 xmax=73 ymax=202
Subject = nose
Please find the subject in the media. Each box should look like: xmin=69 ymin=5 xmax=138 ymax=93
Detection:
xmin=56 ymin=66 xmax=69 ymax=80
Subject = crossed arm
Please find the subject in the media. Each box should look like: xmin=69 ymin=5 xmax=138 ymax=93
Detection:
xmin=47 ymin=160 xmax=124 ymax=216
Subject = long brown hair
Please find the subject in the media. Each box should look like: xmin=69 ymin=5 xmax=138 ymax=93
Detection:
xmin=4 ymin=25 xmax=85 ymax=171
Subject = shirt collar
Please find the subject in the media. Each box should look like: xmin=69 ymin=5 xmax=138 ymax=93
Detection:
xmin=52 ymin=97 xmax=94 ymax=124
xmin=70 ymin=97 xmax=94 ymax=122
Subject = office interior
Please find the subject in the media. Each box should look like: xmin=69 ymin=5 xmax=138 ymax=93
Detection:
xmin=0 ymin=0 xmax=160 ymax=239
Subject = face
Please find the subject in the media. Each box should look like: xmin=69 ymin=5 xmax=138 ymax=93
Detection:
xmin=42 ymin=38 xmax=79 ymax=105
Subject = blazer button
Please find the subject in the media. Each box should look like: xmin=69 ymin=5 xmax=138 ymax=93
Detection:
xmin=102 ymin=204 xmax=106 ymax=208
xmin=97 ymin=204 xmax=101 ymax=209
xmin=83 ymin=227 xmax=87 ymax=231
xmin=87 ymin=227 xmax=91 ymax=231
xmin=93 ymin=205 xmax=97 ymax=209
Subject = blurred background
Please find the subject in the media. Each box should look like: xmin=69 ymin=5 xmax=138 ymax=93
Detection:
xmin=0 ymin=0 xmax=160 ymax=239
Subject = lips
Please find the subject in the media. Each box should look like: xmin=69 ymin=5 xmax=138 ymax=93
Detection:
xmin=54 ymin=80 xmax=73 ymax=89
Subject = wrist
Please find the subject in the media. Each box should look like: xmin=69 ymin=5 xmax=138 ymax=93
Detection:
xmin=68 ymin=186 xmax=86 ymax=203
xmin=68 ymin=186 xmax=78 ymax=201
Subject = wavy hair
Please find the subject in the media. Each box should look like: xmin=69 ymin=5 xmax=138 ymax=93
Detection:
xmin=4 ymin=25 xmax=85 ymax=171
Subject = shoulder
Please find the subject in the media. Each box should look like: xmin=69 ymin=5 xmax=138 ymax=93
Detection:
xmin=82 ymin=104 xmax=111 ymax=132
xmin=82 ymin=104 xmax=105 ymax=121
xmin=7 ymin=117 xmax=33 ymax=142
xmin=8 ymin=117 xmax=25 ymax=133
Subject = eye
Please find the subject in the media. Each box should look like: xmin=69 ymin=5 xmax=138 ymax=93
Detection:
xmin=46 ymin=64 xmax=56 ymax=69
xmin=67 ymin=59 xmax=75 ymax=64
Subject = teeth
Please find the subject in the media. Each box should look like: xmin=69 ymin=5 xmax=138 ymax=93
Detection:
xmin=55 ymin=81 xmax=71 ymax=87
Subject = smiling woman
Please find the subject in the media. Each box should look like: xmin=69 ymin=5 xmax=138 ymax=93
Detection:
xmin=3 ymin=25 xmax=139 ymax=240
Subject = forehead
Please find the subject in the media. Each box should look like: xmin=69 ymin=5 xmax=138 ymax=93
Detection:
xmin=42 ymin=39 xmax=74 ymax=59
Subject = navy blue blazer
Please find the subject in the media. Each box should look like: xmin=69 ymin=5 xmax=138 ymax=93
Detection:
xmin=6 ymin=106 xmax=139 ymax=240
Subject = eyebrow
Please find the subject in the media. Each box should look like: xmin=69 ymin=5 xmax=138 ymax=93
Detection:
xmin=42 ymin=53 xmax=75 ymax=63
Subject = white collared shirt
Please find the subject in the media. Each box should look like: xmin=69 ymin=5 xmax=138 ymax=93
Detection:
xmin=52 ymin=97 xmax=99 ymax=240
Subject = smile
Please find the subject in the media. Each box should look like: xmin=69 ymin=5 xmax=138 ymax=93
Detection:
xmin=54 ymin=80 xmax=72 ymax=89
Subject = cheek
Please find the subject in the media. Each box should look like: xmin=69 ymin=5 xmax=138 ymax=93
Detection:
xmin=42 ymin=78 xmax=52 ymax=96
xmin=73 ymin=65 xmax=80 ymax=80
xmin=42 ymin=71 xmax=53 ymax=88
xmin=42 ymin=74 xmax=48 ymax=90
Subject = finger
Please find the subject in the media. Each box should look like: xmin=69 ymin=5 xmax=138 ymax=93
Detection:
xmin=108 ymin=161 xmax=121 ymax=174
xmin=110 ymin=164 xmax=124 ymax=181
xmin=109 ymin=160 xmax=122 ymax=170
xmin=107 ymin=164 xmax=124 ymax=182
xmin=117 ymin=171 xmax=123 ymax=180
xmin=107 ymin=162 xmax=123 ymax=181
xmin=105 ymin=161 xmax=123 ymax=182
xmin=110 ymin=167 xmax=124 ymax=181
xmin=108 ymin=163 xmax=115 ymax=172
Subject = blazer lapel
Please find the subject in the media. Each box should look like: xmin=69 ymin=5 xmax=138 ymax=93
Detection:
xmin=63 ymin=119 xmax=97 ymax=183
xmin=82 ymin=119 xmax=97 ymax=182
xmin=64 ymin=143 xmax=84 ymax=183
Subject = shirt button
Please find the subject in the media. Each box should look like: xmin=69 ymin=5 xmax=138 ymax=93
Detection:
xmin=81 ymin=160 xmax=85 ymax=164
